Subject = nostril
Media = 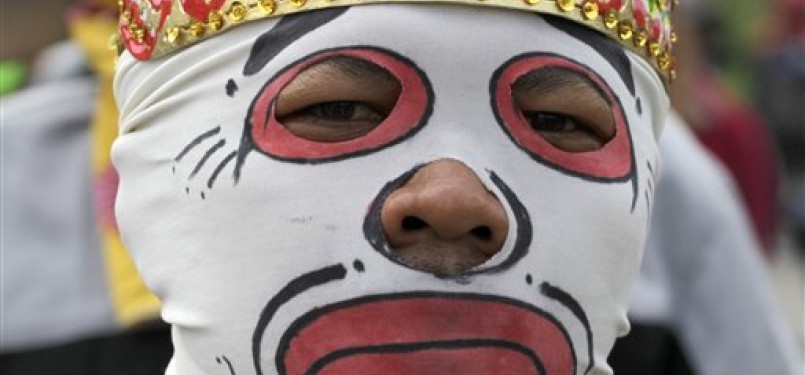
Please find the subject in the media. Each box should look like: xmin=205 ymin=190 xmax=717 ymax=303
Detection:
xmin=402 ymin=216 xmax=428 ymax=231
xmin=470 ymin=226 xmax=493 ymax=241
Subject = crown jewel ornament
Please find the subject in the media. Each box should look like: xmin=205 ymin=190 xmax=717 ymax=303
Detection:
xmin=115 ymin=0 xmax=677 ymax=83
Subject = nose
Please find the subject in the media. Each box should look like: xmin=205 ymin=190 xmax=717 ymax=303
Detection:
xmin=380 ymin=159 xmax=509 ymax=276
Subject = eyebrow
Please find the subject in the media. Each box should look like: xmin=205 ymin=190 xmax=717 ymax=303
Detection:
xmin=324 ymin=56 xmax=396 ymax=80
xmin=513 ymin=67 xmax=606 ymax=101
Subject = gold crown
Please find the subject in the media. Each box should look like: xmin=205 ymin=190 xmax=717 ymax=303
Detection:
xmin=115 ymin=0 xmax=677 ymax=82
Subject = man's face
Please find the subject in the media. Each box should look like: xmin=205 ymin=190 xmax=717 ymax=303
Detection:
xmin=114 ymin=5 xmax=664 ymax=374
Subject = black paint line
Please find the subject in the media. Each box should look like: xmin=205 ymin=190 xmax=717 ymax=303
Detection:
xmin=543 ymin=15 xmax=635 ymax=96
xmin=303 ymin=339 xmax=546 ymax=375
xmin=486 ymin=171 xmax=532 ymax=274
xmin=175 ymin=126 xmax=221 ymax=162
xmin=207 ymin=150 xmax=238 ymax=189
xmin=363 ymin=164 xmax=421 ymax=264
xmin=540 ymin=282 xmax=594 ymax=375
xmin=630 ymin=170 xmax=639 ymax=213
xmin=226 ymin=79 xmax=238 ymax=97
xmin=645 ymin=190 xmax=652 ymax=216
xmin=190 ymin=139 xmax=226 ymax=179
xmin=234 ymin=132 xmax=253 ymax=183
xmin=221 ymin=355 xmax=236 ymax=375
xmin=646 ymin=160 xmax=656 ymax=179
xmin=636 ymin=97 xmax=643 ymax=115
xmin=243 ymin=8 xmax=348 ymax=76
xmin=252 ymin=264 xmax=348 ymax=375
xmin=647 ymin=176 xmax=654 ymax=194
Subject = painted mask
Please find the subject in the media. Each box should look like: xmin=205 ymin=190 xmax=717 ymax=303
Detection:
xmin=114 ymin=5 xmax=667 ymax=375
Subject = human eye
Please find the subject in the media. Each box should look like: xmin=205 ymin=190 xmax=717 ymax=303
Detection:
xmin=511 ymin=66 xmax=614 ymax=153
xmin=274 ymin=56 xmax=401 ymax=143
xmin=248 ymin=48 xmax=432 ymax=162
xmin=491 ymin=55 xmax=633 ymax=180
xmin=522 ymin=111 xmax=607 ymax=152
xmin=280 ymin=101 xmax=386 ymax=142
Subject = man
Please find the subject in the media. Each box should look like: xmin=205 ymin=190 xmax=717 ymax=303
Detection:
xmin=113 ymin=1 xmax=674 ymax=374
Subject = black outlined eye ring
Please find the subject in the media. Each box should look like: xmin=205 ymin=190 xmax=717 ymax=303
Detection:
xmin=491 ymin=53 xmax=634 ymax=181
xmin=248 ymin=46 xmax=433 ymax=163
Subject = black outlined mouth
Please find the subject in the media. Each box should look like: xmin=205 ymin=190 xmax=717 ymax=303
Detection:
xmin=275 ymin=292 xmax=575 ymax=375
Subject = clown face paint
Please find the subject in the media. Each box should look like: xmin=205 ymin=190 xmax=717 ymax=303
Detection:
xmin=114 ymin=5 xmax=667 ymax=375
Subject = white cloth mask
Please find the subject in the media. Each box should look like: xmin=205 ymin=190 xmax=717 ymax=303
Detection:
xmin=114 ymin=5 xmax=667 ymax=375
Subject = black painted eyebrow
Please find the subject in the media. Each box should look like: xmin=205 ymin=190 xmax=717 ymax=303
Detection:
xmin=542 ymin=15 xmax=636 ymax=96
xmin=243 ymin=8 xmax=347 ymax=76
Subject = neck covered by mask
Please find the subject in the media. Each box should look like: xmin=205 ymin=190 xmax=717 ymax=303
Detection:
xmin=114 ymin=5 xmax=667 ymax=375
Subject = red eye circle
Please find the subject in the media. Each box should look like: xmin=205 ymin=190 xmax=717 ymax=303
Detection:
xmin=491 ymin=53 xmax=634 ymax=181
xmin=248 ymin=47 xmax=432 ymax=163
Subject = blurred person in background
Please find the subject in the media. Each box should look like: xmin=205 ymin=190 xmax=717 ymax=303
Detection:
xmin=755 ymin=0 xmax=805 ymax=250
xmin=1 ymin=1 xmax=171 ymax=373
xmin=608 ymin=1 xmax=801 ymax=374
xmin=610 ymin=113 xmax=800 ymax=375
xmin=669 ymin=0 xmax=781 ymax=256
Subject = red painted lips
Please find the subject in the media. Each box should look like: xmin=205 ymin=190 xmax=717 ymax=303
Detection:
xmin=277 ymin=294 xmax=575 ymax=375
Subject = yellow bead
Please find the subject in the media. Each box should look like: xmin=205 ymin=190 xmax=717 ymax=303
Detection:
xmin=523 ymin=0 xmax=541 ymax=4
xmin=618 ymin=21 xmax=633 ymax=40
xmin=582 ymin=1 xmax=599 ymax=20
xmin=658 ymin=52 xmax=671 ymax=70
xmin=165 ymin=27 xmax=182 ymax=43
xmin=603 ymin=10 xmax=618 ymax=29
xmin=670 ymin=31 xmax=678 ymax=43
xmin=228 ymin=2 xmax=248 ymax=21
xmin=291 ymin=0 xmax=307 ymax=7
xmin=648 ymin=41 xmax=661 ymax=56
xmin=557 ymin=0 xmax=575 ymax=12
xmin=133 ymin=28 xmax=145 ymax=43
xmin=188 ymin=21 xmax=205 ymax=37
xmin=634 ymin=30 xmax=647 ymax=47
xmin=258 ymin=0 xmax=276 ymax=13
xmin=107 ymin=33 xmax=121 ymax=51
xmin=208 ymin=11 xmax=224 ymax=30
xmin=122 ymin=10 xmax=132 ymax=24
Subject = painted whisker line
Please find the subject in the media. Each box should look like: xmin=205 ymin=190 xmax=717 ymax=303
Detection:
xmin=645 ymin=190 xmax=652 ymax=214
xmin=646 ymin=161 xmax=656 ymax=179
xmin=540 ymin=282 xmax=594 ymax=375
xmin=647 ymin=177 xmax=654 ymax=194
xmin=222 ymin=355 xmax=236 ymax=375
xmin=253 ymin=264 xmax=348 ymax=375
xmin=208 ymin=151 xmax=238 ymax=188
xmin=190 ymin=139 xmax=226 ymax=179
xmin=175 ymin=126 xmax=221 ymax=162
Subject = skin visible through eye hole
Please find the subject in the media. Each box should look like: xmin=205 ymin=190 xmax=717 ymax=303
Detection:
xmin=512 ymin=67 xmax=614 ymax=153
xmin=275 ymin=56 xmax=402 ymax=142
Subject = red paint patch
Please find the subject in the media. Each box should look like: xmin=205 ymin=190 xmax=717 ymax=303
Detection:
xmin=493 ymin=55 xmax=633 ymax=180
xmin=249 ymin=48 xmax=430 ymax=162
xmin=317 ymin=347 xmax=540 ymax=375
xmin=281 ymin=296 xmax=573 ymax=375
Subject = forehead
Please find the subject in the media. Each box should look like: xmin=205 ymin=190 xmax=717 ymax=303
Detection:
xmin=248 ymin=4 xmax=632 ymax=95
